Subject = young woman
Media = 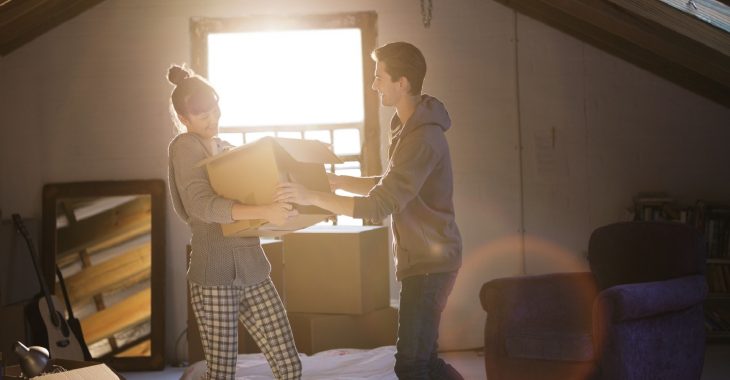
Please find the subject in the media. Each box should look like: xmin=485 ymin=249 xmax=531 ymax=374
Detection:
xmin=166 ymin=64 xmax=301 ymax=380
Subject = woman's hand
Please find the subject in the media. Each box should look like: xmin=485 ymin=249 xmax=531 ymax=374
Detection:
xmin=263 ymin=202 xmax=298 ymax=226
xmin=275 ymin=182 xmax=314 ymax=206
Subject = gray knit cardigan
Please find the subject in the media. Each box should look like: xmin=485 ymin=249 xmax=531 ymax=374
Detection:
xmin=168 ymin=132 xmax=270 ymax=286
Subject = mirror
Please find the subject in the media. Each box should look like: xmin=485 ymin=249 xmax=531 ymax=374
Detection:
xmin=41 ymin=180 xmax=165 ymax=371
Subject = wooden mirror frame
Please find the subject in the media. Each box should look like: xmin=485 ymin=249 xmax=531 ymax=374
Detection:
xmin=41 ymin=180 xmax=166 ymax=371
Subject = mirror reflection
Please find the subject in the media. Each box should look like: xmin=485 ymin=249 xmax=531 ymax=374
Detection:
xmin=42 ymin=180 xmax=165 ymax=371
xmin=54 ymin=194 xmax=152 ymax=359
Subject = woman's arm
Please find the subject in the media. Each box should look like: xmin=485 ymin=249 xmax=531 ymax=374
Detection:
xmin=232 ymin=202 xmax=297 ymax=225
xmin=170 ymin=135 xmax=236 ymax=224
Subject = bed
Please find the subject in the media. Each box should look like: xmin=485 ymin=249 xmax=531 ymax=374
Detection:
xmin=181 ymin=345 xmax=397 ymax=380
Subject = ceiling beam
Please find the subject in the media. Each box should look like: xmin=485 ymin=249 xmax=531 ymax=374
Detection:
xmin=0 ymin=0 xmax=106 ymax=56
xmin=495 ymin=0 xmax=730 ymax=108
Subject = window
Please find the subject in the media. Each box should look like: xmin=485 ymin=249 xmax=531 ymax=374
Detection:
xmin=209 ymin=29 xmax=364 ymax=128
xmin=191 ymin=13 xmax=379 ymax=225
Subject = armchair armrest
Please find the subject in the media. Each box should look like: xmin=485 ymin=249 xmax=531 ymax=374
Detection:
xmin=595 ymin=274 xmax=708 ymax=323
xmin=592 ymin=275 xmax=707 ymax=379
xmin=481 ymin=272 xmax=598 ymax=331
xmin=481 ymin=272 xmax=599 ymax=365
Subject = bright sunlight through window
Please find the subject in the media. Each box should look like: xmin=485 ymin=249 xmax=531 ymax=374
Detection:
xmin=208 ymin=28 xmax=364 ymax=128
xmin=204 ymin=26 xmax=368 ymax=226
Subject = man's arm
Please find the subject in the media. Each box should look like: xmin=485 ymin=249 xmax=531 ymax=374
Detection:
xmin=279 ymin=127 xmax=443 ymax=221
xmin=276 ymin=183 xmax=356 ymax=217
xmin=329 ymin=173 xmax=380 ymax=195
xmin=310 ymin=191 xmax=356 ymax=217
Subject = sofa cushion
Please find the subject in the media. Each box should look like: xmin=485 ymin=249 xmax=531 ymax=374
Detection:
xmin=505 ymin=331 xmax=594 ymax=362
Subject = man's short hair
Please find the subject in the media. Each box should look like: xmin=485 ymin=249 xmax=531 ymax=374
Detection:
xmin=371 ymin=42 xmax=426 ymax=95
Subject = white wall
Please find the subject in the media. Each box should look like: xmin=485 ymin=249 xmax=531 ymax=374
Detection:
xmin=517 ymin=15 xmax=730 ymax=274
xmin=1 ymin=0 xmax=729 ymax=360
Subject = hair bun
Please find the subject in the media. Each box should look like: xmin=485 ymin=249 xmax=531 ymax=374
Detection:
xmin=167 ymin=65 xmax=191 ymax=86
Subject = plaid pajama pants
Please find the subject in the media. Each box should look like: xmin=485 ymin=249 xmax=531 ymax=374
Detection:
xmin=190 ymin=278 xmax=302 ymax=380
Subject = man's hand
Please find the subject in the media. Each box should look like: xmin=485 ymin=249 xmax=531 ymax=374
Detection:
xmin=326 ymin=172 xmax=340 ymax=191
xmin=275 ymin=182 xmax=314 ymax=206
xmin=263 ymin=202 xmax=298 ymax=225
xmin=277 ymin=181 xmax=356 ymax=217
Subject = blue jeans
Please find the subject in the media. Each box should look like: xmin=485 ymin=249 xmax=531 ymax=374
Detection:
xmin=394 ymin=271 xmax=463 ymax=380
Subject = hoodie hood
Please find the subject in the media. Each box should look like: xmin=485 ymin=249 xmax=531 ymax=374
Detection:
xmin=391 ymin=94 xmax=452 ymax=139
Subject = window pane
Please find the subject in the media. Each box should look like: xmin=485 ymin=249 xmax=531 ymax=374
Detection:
xmin=337 ymin=215 xmax=363 ymax=226
xmin=219 ymin=132 xmax=243 ymax=147
xmin=333 ymin=129 xmax=361 ymax=155
xmin=334 ymin=161 xmax=362 ymax=177
xmin=208 ymin=28 xmax=364 ymax=128
xmin=304 ymin=130 xmax=331 ymax=144
xmin=334 ymin=161 xmax=362 ymax=198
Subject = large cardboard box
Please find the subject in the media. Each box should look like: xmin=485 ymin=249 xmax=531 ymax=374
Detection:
xmin=283 ymin=225 xmax=390 ymax=314
xmin=187 ymin=240 xmax=284 ymax=360
xmin=199 ymin=137 xmax=341 ymax=237
xmin=288 ymin=306 xmax=398 ymax=355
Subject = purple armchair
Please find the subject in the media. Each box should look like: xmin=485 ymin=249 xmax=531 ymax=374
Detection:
xmin=480 ymin=221 xmax=708 ymax=380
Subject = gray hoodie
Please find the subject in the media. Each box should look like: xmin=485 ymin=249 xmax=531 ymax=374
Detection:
xmin=353 ymin=95 xmax=462 ymax=280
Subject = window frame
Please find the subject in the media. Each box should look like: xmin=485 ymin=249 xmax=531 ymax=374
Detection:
xmin=190 ymin=12 xmax=381 ymax=176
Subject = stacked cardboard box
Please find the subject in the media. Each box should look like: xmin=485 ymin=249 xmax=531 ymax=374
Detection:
xmin=287 ymin=306 xmax=398 ymax=355
xmin=283 ymin=225 xmax=397 ymax=355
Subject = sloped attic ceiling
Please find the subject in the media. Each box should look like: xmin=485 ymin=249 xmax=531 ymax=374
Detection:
xmin=495 ymin=0 xmax=730 ymax=108
xmin=1 ymin=0 xmax=729 ymax=108
xmin=0 ymin=0 xmax=105 ymax=56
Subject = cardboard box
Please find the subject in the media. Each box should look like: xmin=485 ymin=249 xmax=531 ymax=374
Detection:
xmin=358 ymin=305 xmax=400 ymax=348
xmin=4 ymin=358 xmax=125 ymax=379
xmin=199 ymin=137 xmax=342 ymax=237
xmin=187 ymin=240 xmax=284 ymax=360
xmin=288 ymin=306 xmax=398 ymax=355
xmin=283 ymin=225 xmax=390 ymax=314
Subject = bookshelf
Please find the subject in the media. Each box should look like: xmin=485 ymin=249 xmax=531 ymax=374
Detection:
xmin=695 ymin=201 xmax=730 ymax=342
xmin=632 ymin=194 xmax=730 ymax=343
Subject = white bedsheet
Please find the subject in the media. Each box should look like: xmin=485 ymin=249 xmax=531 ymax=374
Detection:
xmin=181 ymin=346 xmax=397 ymax=380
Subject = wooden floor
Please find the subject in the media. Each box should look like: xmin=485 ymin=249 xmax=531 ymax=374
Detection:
xmin=120 ymin=345 xmax=730 ymax=380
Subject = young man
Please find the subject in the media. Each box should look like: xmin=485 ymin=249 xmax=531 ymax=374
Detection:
xmin=276 ymin=41 xmax=463 ymax=380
